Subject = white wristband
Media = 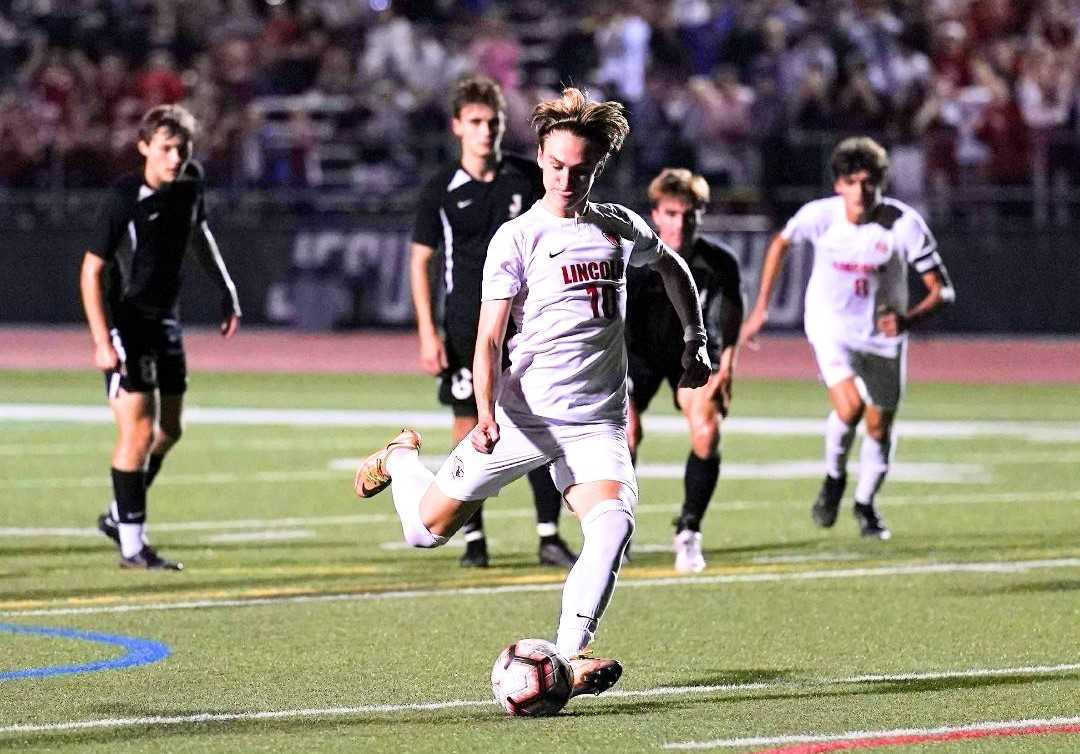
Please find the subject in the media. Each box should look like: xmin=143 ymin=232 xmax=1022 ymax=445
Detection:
xmin=683 ymin=324 xmax=706 ymax=344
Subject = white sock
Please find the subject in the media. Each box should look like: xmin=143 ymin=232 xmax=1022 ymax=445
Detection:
xmin=855 ymin=433 xmax=893 ymax=503
xmin=118 ymin=523 xmax=144 ymax=558
xmin=536 ymin=522 xmax=558 ymax=538
xmin=825 ymin=411 xmax=856 ymax=478
xmin=385 ymin=448 xmax=447 ymax=548
xmin=555 ymin=499 xmax=634 ymax=657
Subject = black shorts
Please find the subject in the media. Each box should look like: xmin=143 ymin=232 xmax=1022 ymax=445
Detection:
xmin=436 ymin=323 xmax=477 ymax=417
xmin=627 ymin=351 xmax=683 ymax=413
xmin=104 ymin=317 xmax=187 ymax=398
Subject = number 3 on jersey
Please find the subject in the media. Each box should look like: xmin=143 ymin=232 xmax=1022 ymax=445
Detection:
xmin=585 ymin=284 xmax=616 ymax=319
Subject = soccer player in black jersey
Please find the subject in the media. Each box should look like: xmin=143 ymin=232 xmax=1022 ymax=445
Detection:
xmin=410 ymin=76 xmax=576 ymax=568
xmin=80 ymin=104 xmax=241 ymax=571
xmin=625 ymin=168 xmax=744 ymax=573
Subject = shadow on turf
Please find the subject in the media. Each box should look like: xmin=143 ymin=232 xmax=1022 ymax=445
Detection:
xmin=564 ymin=670 xmax=1080 ymax=717
xmin=950 ymin=579 xmax=1080 ymax=596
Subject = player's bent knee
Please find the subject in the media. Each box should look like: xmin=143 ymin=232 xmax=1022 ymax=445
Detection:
xmin=690 ymin=419 xmax=719 ymax=452
xmin=402 ymin=525 xmax=448 ymax=549
xmin=581 ymin=499 xmax=635 ymax=542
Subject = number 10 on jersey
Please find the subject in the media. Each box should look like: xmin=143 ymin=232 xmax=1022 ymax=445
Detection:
xmin=585 ymin=284 xmax=617 ymax=320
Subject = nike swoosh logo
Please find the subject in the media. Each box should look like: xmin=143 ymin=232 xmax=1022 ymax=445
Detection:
xmin=457 ymin=199 xmax=473 ymax=209
xmin=548 ymin=249 xmax=567 ymax=258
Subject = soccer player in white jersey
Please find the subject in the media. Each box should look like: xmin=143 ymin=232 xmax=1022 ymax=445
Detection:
xmin=354 ymin=87 xmax=711 ymax=697
xmin=740 ymin=137 xmax=955 ymax=539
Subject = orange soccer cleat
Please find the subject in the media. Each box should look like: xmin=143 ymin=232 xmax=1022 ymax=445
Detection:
xmin=354 ymin=429 xmax=422 ymax=499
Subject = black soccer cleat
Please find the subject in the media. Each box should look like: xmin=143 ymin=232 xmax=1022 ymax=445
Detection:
xmin=538 ymin=536 xmax=578 ymax=568
xmin=854 ymin=501 xmax=891 ymax=540
xmin=811 ymin=473 xmax=847 ymax=528
xmin=120 ymin=546 xmax=184 ymax=571
xmin=97 ymin=512 xmax=121 ymax=548
xmin=459 ymin=538 xmax=489 ymax=568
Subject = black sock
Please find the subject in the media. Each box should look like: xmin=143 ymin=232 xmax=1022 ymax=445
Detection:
xmin=145 ymin=453 xmax=165 ymax=488
xmin=678 ymin=452 xmax=720 ymax=532
xmin=527 ymin=466 xmax=562 ymax=527
xmin=111 ymin=468 xmax=147 ymax=524
xmin=461 ymin=506 xmax=484 ymax=538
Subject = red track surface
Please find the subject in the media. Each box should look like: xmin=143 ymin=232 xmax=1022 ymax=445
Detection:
xmin=3 ymin=326 xmax=1079 ymax=384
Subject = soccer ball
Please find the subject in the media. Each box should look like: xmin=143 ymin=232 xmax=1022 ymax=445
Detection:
xmin=490 ymin=639 xmax=573 ymax=717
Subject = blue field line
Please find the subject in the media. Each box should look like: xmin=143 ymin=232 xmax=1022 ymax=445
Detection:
xmin=0 ymin=623 xmax=169 ymax=681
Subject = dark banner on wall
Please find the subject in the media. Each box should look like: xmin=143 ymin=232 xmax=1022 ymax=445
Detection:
xmin=1 ymin=215 xmax=1075 ymax=333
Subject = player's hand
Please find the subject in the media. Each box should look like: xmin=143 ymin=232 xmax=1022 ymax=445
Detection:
xmin=739 ymin=308 xmax=767 ymax=350
xmin=220 ymin=313 xmax=240 ymax=338
xmin=93 ymin=341 xmax=119 ymax=372
xmin=419 ymin=332 xmax=448 ymax=375
xmin=470 ymin=417 xmax=500 ymax=454
xmin=678 ymin=341 xmax=711 ymax=389
xmin=875 ymin=306 xmax=906 ymax=337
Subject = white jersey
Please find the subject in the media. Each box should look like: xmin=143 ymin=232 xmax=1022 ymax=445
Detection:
xmin=781 ymin=195 xmax=941 ymax=357
xmin=482 ymin=201 xmax=666 ymax=427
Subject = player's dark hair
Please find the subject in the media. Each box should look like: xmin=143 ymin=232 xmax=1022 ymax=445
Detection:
xmin=451 ymin=75 xmax=506 ymax=118
xmin=138 ymin=104 xmax=197 ymax=146
xmin=830 ymin=136 xmax=889 ymax=183
xmin=531 ymin=87 xmax=629 ymax=172
xmin=648 ymin=168 xmax=710 ymax=208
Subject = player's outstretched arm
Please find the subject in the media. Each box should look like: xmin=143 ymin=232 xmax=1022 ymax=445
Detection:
xmin=79 ymin=252 xmax=118 ymax=371
xmin=471 ymin=298 xmax=512 ymax=454
xmin=193 ymin=222 xmax=241 ymax=337
xmin=652 ymin=251 xmax=711 ymax=388
xmin=739 ymin=233 xmax=790 ymax=347
xmin=409 ymin=242 xmax=447 ymax=375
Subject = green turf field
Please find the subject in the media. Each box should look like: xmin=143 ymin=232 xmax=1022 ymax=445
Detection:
xmin=1 ymin=370 xmax=1078 ymax=753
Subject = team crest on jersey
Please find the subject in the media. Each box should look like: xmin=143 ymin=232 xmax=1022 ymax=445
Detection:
xmin=602 ymin=232 xmax=621 ymax=249
xmin=508 ymin=193 xmax=522 ymax=219
xmin=874 ymin=240 xmax=888 ymax=254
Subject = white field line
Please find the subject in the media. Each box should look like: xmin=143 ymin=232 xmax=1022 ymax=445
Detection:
xmin=1 ymin=459 xmax=989 ymax=491
xmin=326 ymin=457 xmax=989 ymax=483
xmin=2 ymin=557 xmax=1078 ymax=618
xmin=204 ymin=530 xmax=316 ymax=543
xmin=663 ymin=715 xmax=1080 ymax=750
xmin=3 ymin=489 xmax=1079 ymax=540
xmin=2 ymin=665 xmax=1078 ymax=737
xmin=7 ymin=437 xmax=1080 ymax=462
xmin=4 ymin=404 xmax=1080 ymax=441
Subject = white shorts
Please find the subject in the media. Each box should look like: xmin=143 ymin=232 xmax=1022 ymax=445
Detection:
xmin=434 ymin=422 xmax=637 ymax=503
xmin=809 ymin=338 xmax=907 ymax=411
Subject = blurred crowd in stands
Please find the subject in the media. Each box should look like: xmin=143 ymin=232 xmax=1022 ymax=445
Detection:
xmin=1 ymin=0 xmax=1078 ymax=216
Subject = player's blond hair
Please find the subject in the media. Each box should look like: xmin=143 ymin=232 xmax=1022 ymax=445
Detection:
xmin=531 ymin=87 xmax=629 ymax=171
xmin=831 ymin=136 xmax=889 ymax=183
xmin=647 ymin=168 xmax=710 ymax=208
xmin=138 ymin=104 xmax=197 ymax=145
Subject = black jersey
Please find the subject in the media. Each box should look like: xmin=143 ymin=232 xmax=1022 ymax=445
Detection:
xmin=412 ymin=153 xmax=543 ymax=335
xmin=626 ymin=236 xmax=744 ymax=366
xmin=88 ymin=161 xmax=211 ymax=321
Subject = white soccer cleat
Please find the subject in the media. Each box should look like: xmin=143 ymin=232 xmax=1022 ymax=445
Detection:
xmin=674 ymin=529 xmax=706 ymax=573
